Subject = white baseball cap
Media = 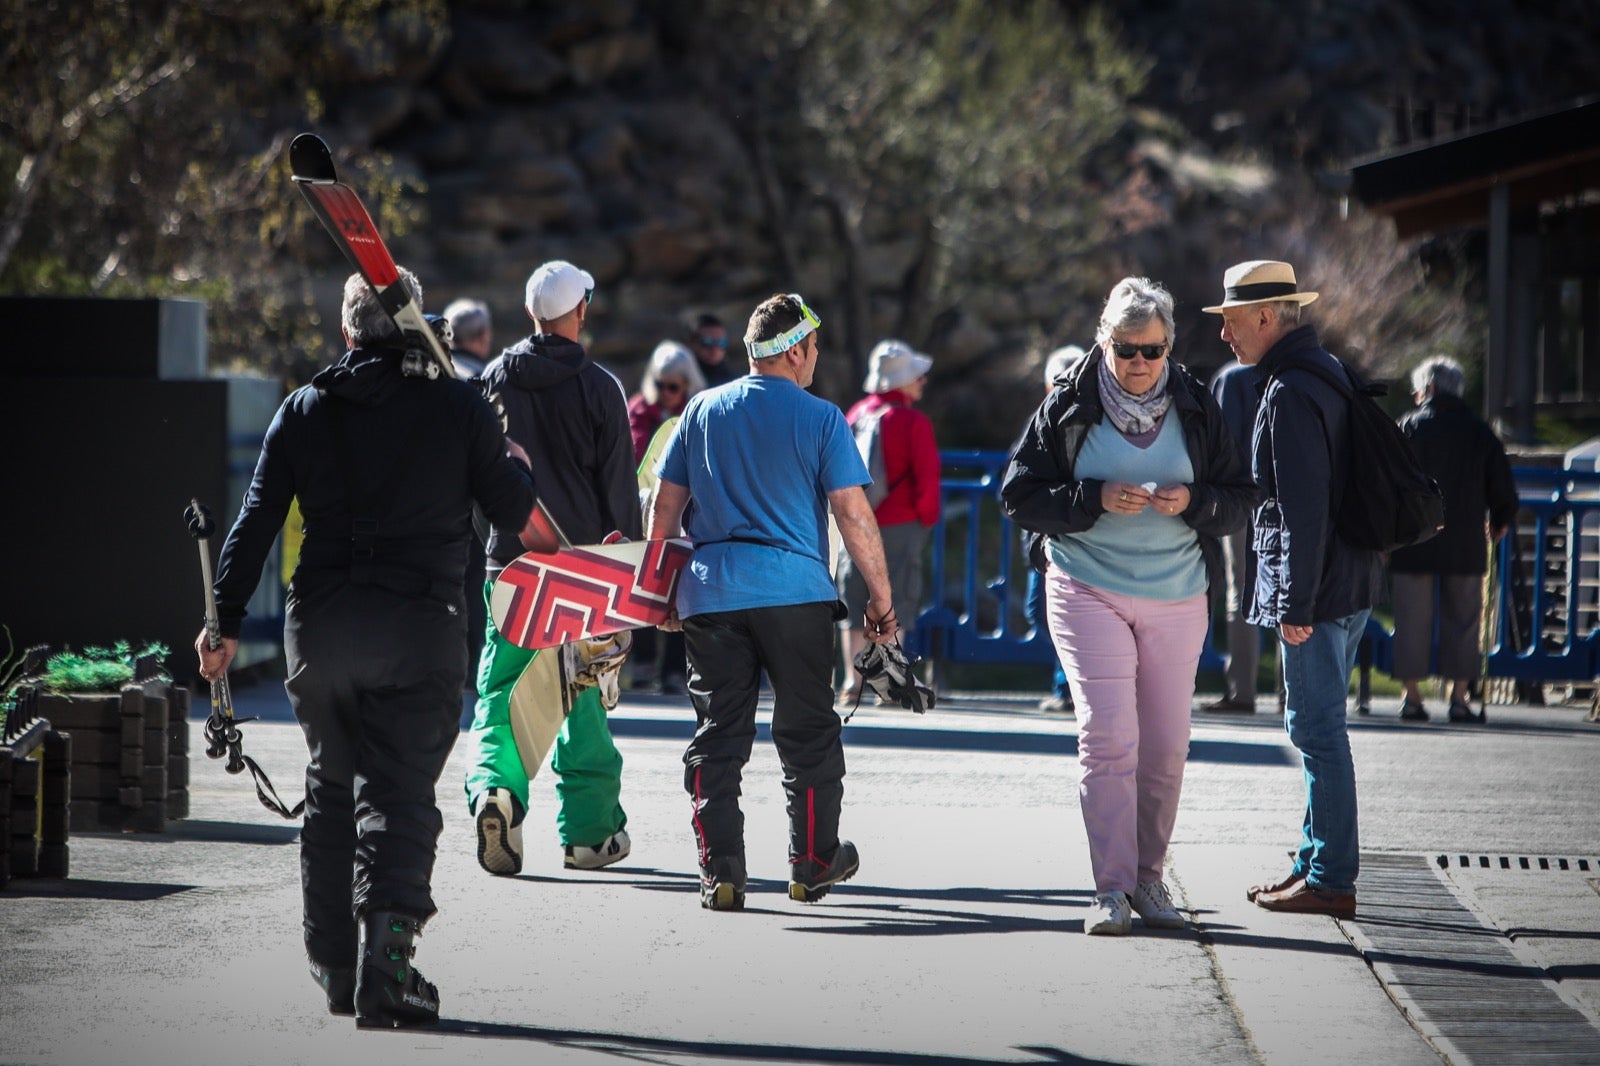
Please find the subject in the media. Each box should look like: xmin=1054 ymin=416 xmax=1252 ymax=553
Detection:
xmin=524 ymin=260 xmax=595 ymax=321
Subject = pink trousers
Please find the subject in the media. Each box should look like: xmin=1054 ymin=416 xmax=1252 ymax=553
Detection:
xmin=1044 ymin=570 xmax=1208 ymax=896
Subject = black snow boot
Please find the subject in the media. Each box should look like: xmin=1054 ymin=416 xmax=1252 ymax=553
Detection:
xmin=355 ymin=911 xmax=440 ymax=1029
xmin=309 ymin=960 xmax=355 ymax=1015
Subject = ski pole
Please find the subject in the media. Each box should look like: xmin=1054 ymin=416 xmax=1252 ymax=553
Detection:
xmin=184 ymin=499 xmax=245 ymax=774
xmin=183 ymin=500 xmax=305 ymax=819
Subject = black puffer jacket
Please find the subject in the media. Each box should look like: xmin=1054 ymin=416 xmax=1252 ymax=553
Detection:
xmin=1389 ymin=392 xmax=1518 ymax=575
xmin=480 ymin=333 xmax=642 ymax=569
xmin=1000 ymin=350 xmax=1256 ymax=607
xmin=213 ymin=345 xmax=535 ymax=637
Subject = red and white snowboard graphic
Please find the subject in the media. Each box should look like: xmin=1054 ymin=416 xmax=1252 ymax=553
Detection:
xmin=490 ymin=539 xmax=694 ymax=650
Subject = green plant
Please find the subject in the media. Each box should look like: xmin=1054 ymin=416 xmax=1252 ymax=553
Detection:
xmin=30 ymin=641 xmax=169 ymax=695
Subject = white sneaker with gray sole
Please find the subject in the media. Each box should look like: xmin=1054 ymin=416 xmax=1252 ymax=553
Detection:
xmin=1131 ymin=880 xmax=1186 ymax=929
xmin=475 ymin=787 xmax=523 ymax=876
xmin=1086 ymin=891 xmax=1133 ymax=936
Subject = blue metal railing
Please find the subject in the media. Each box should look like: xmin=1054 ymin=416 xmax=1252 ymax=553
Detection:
xmin=905 ymin=452 xmax=1600 ymax=687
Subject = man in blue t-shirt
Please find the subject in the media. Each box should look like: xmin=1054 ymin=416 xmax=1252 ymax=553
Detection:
xmin=651 ymin=292 xmax=897 ymax=912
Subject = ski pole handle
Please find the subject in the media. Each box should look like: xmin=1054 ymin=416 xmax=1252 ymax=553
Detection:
xmin=185 ymin=499 xmax=223 ymax=649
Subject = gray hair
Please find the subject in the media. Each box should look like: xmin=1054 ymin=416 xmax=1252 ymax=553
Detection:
xmin=1095 ymin=277 xmax=1176 ymax=350
xmin=1271 ymin=301 xmax=1303 ymax=329
xmin=341 ymin=268 xmax=421 ymax=348
xmin=1411 ymin=354 xmax=1465 ymax=398
xmin=641 ymin=340 xmax=707 ymax=404
xmin=442 ymin=298 xmax=491 ymax=347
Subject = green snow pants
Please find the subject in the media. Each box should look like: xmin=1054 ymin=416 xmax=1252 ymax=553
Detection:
xmin=464 ymin=585 xmax=627 ymax=848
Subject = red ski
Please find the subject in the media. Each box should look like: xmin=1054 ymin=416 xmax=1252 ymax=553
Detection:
xmin=289 ymin=132 xmax=566 ymax=553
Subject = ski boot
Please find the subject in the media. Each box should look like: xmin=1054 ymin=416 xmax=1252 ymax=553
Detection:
xmin=355 ymin=911 xmax=439 ymax=1029
xmin=309 ymin=960 xmax=355 ymax=1016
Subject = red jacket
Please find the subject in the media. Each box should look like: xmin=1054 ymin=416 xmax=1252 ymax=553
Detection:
xmin=627 ymin=393 xmax=664 ymax=464
xmin=845 ymin=390 xmax=941 ymax=528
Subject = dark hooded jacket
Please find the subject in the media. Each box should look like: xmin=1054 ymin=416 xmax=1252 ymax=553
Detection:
xmin=480 ymin=333 xmax=642 ymax=569
xmin=1246 ymin=323 xmax=1385 ymax=626
xmin=1389 ymin=392 xmax=1518 ymax=575
xmin=1000 ymin=350 xmax=1256 ymax=609
xmin=212 ymin=345 xmax=535 ymax=637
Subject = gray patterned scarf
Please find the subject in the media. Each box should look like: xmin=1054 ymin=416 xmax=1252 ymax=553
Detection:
xmin=1096 ymin=352 xmax=1172 ymax=435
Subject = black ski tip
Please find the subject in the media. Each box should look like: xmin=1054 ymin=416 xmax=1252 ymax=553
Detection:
xmin=290 ymin=133 xmax=337 ymax=183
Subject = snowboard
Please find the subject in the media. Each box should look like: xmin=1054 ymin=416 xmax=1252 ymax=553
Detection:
xmin=289 ymin=131 xmax=566 ymax=554
xmin=490 ymin=538 xmax=695 ymax=650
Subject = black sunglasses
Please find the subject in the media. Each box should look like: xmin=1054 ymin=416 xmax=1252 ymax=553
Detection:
xmin=656 ymin=379 xmax=684 ymax=393
xmin=1110 ymin=341 xmax=1168 ymax=361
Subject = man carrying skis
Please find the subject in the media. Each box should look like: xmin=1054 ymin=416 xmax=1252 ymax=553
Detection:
xmin=195 ymin=267 xmax=540 ymax=1028
xmin=649 ymin=292 xmax=898 ymax=911
xmin=467 ymin=259 xmax=642 ymax=876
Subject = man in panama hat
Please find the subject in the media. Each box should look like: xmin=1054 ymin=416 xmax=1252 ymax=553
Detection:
xmin=1203 ymin=259 xmax=1382 ymax=918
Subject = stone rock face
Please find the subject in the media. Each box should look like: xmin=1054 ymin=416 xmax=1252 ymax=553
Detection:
xmin=299 ymin=0 xmax=1598 ymax=446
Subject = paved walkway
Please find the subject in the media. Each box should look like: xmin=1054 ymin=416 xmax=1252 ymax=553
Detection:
xmin=2 ymin=687 xmax=1597 ymax=1065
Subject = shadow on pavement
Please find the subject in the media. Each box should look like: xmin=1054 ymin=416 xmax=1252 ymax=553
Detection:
xmin=430 ymin=1019 xmax=1117 ymax=1064
xmin=73 ymin=819 xmax=301 ymax=847
xmin=0 ymin=878 xmax=195 ymax=901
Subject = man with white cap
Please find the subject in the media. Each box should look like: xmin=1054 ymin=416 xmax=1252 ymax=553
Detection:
xmin=1203 ymin=259 xmax=1382 ymax=918
xmin=466 ymin=260 xmax=641 ymax=877
xmin=836 ymin=338 xmax=941 ymax=701
xmin=649 ymin=293 xmax=898 ymax=911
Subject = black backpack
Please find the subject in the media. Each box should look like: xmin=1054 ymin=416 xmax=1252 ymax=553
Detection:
xmin=1272 ymin=359 xmax=1445 ymax=553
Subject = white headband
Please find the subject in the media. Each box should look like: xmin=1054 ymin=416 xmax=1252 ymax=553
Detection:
xmin=747 ymin=294 xmax=821 ymax=360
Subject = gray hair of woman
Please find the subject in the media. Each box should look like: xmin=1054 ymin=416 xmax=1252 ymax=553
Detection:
xmin=342 ymin=267 xmax=421 ymax=348
xmin=640 ymin=340 xmax=708 ymax=405
xmin=1411 ymin=355 xmax=1465 ymax=399
xmin=1094 ymin=276 xmax=1176 ymax=352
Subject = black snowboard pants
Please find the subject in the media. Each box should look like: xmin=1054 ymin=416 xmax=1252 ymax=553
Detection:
xmin=284 ymin=582 xmax=466 ymax=968
xmin=681 ymin=601 xmax=846 ymax=870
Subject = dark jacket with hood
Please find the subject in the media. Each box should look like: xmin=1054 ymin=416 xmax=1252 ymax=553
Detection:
xmin=212 ymin=345 xmax=535 ymax=637
xmin=1389 ymin=392 xmax=1518 ymax=576
xmin=1000 ymin=349 xmax=1256 ymax=609
xmin=1246 ymin=323 xmax=1384 ymax=626
xmin=480 ymin=333 xmax=642 ymax=569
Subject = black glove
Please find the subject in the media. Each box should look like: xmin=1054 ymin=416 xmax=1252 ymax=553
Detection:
xmin=185 ymin=500 xmax=215 ymax=540
xmin=852 ymin=639 xmax=935 ymax=715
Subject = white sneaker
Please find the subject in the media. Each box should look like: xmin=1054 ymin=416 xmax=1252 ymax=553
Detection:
xmin=475 ymin=787 xmax=523 ymax=876
xmin=1131 ymin=880 xmax=1186 ymax=929
xmin=1085 ymin=891 xmax=1132 ymax=936
xmin=564 ymin=828 xmax=631 ymax=870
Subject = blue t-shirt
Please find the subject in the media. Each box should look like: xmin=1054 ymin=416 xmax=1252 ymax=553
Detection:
xmin=1047 ymin=413 xmax=1207 ymax=601
xmin=658 ymin=375 xmax=869 ymax=617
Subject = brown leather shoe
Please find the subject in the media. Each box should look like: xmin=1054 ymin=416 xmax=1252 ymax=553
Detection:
xmin=1255 ymin=880 xmax=1355 ymax=917
xmin=1245 ymin=870 xmax=1303 ymax=902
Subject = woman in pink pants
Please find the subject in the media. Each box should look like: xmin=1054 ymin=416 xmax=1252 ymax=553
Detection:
xmin=1001 ymin=277 xmax=1255 ymax=935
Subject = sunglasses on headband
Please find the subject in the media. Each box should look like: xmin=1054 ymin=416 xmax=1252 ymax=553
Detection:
xmin=1110 ymin=341 xmax=1168 ymax=361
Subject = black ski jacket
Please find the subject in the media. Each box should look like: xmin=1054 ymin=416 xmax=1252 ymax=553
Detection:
xmin=1389 ymin=393 xmax=1518 ymax=576
xmin=999 ymin=350 xmax=1256 ymax=610
xmin=480 ymin=333 xmax=642 ymax=568
xmin=213 ymin=345 xmax=535 ymax=637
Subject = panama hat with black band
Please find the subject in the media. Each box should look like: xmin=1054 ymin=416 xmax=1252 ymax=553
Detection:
xmin=1202 ymin=260 xmax=1319 ymax=313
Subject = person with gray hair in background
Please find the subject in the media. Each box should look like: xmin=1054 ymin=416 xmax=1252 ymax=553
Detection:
xmin=1389 ymin=355 xmax=1518 ymax=724
xmin=442 ymin=298 xmax=493 ymax=379
xmin=1003 ymin=277 xmax=1253 ymax=935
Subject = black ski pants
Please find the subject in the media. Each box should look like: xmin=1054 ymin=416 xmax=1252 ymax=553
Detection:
xmin=284 ymin=582 xmax=466 ymax=968
xmin=682 ymin=601 xmax=846 ymax=869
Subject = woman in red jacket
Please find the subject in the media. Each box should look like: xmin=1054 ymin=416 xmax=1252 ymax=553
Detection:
xmin=627 ymin=341 xmax=706 ymax=464
xmin=837 ymin=339 xmax=941 ymax=702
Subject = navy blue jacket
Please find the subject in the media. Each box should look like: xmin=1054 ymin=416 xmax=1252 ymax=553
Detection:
xmin=480 ymin=333 xmax=642 ymax=570
xmin=213 ymin=346 xmax=535 ymax=637
xmin=1389 ymin=393 xmax=1518 ymax=576
xmin=1000 ymin=350 xmax=1256 ymax=608
xmin=1245 ymin=324 xmax=1384 ymax=627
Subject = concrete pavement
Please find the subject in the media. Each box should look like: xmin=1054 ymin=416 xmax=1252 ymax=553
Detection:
xmin=2 ymin=686 xmax=1597 ymax=1065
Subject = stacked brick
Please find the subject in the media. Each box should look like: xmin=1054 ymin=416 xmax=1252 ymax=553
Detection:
xmin=1 ymin=688 xmax=71 ymax=887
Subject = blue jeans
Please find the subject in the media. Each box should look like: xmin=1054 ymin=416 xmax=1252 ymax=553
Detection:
xmin=1279 ymin=609 xmax=1368 ymax=894
xmin=1025 ymin=567 xmax=1069 ymax=697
